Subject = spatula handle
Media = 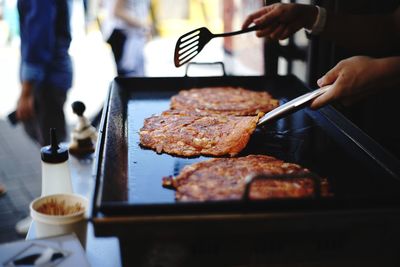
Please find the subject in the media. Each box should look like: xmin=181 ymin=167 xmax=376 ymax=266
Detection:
xmin=257 ymin=85 xmax=332 ymax=126
xmin=214 ymin=25 xmax=259 ymax=37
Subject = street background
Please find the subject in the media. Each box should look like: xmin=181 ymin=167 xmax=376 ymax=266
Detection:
xmin=0 ymin=0 xmax=265 ymax=243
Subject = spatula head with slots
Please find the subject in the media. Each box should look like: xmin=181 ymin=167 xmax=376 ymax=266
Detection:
xmin=174 ymin=25 xmax=259 ymax=67
xmin=174 ymin=27 xmax=213 ymax=67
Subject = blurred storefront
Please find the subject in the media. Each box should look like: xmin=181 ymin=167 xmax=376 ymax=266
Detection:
xmin=150 ymin=0 xmax=265 ymax=75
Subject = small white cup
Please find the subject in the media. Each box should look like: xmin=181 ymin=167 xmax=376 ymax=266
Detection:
xmin=30 ymin=193 xmax=88 ymax=247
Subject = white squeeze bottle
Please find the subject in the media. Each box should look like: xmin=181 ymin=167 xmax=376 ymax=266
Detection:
xmin=41 ymin=128 xmax=73 ymax=196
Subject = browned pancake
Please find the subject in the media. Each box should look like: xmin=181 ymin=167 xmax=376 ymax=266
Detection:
xmin=139 ymin=113 xmax=259 ymax=157
xmin=162 ymin=155 xmax=329 ymax=201
xmin=170 ymin=87 xmax=279 ymax=116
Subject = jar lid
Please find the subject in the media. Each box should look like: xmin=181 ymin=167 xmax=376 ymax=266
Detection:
xmin=41 ymin=128 xmax=69 ymax=163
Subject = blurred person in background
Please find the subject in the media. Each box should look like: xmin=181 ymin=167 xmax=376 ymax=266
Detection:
xmin=101 ymin=0 xmax=152 ymax=76
xmin=14 ymin=0 xmax=73 ymax=234
xmin=0 ymin=183 xmax=5 ymax=197
xmin=242 ymin=3 xmax=400 ymax=159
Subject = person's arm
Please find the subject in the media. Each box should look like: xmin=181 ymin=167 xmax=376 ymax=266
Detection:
xmin=242 ymin=3 xmax=400 ymax=54
xmin=113 ymin=0 xmax=149 ymax=29
xmin=16 ymin=0 xmax=56 ymax=121
xmin=19 ymin=0 xmax=56 ymax=82
xmin=242 ymin=3 xmax=318 ymax=40
xmin=310 ymin=56 xmax=400 ymax=109
xmin=16 ymin=81 xmax=34 ymax=121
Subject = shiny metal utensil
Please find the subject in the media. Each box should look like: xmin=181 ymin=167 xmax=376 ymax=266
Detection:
xmin=257 ymin=85 xmax=332 ymax=126
xmin=174 ymin=25 xmax=259 ymax=67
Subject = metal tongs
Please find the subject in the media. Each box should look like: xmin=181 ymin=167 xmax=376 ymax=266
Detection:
xmin=258 ymin=85 xmax=331 ymax=126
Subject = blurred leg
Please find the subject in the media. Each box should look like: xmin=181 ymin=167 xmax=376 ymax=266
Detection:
xmin=35 ymin=85 xmax=67 ymax=146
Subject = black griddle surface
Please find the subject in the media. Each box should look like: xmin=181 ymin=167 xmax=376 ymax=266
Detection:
xmin=93 ymin=75 xmax=400 ymax=216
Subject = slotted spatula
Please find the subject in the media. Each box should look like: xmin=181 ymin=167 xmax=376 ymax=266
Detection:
xmin=174 ymin=25 xmax=259 ymax=67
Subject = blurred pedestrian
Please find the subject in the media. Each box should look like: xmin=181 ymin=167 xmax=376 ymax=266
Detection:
xmin=14 ymin=0 xmax=73 ymax=234
xmin=0 ymin=183 xmax=6 ymax=197
xmin=102 ymin=0 xmax=151 ymax=76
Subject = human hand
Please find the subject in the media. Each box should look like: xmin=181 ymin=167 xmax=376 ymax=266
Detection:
xmin=242 ymin=3 xmax=318 ymax=40
xmin=310 ymin=56 xmax=381 ymax=109
xmin=140 ymin=21 xmax=152 ymax=40
xmin=16 ymin=94 xmax=34 ymax=121
xmin=16 ymin=84 xmax=35 ymax=121
xmin=141 ymin=21 xmax=151 ymax=33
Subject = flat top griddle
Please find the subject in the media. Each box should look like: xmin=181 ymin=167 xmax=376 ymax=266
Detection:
xmin=92 ymin=75 xmax=400 ymax=217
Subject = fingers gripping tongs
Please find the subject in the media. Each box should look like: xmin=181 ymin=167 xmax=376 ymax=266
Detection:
xmin=257 ymin=85 xmax=331 ymax=126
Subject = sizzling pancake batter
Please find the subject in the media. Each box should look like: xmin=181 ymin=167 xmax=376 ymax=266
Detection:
xmin=163 ymin=155 xmax=328 ymax=201
xmin=170 ymin=87 xmax=279 ymax=116
xmin=140 ymin=112 xmax=259 ymax=157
